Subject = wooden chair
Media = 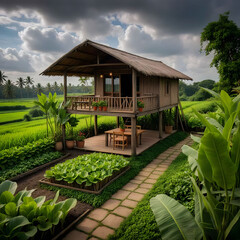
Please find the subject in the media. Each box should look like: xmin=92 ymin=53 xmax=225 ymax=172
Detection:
xmin=113 ymin=131 xmax=128 ymax=150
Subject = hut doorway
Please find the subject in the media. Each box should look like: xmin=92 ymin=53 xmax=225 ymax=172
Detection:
xmin=121 ymin=74 xmax=132 ymax=97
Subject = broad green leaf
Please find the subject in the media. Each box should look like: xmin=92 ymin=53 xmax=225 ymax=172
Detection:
xmin=34 ymin=196 xmax=46 ymax=207
xmin=201 ymin=132 xmax=235 ymax=189
xmin=14 ymin=225 xmax=37 ymax=240
xmin=6 ymin=216 xmax=30 ymax=234
xmin=206 ymin=117 xmax=223 ymax=132
xmin=0 ymin=180 xmax=17 ymax=195
xmin=222 ymin=112 xmax=237 ymax=142
xmin=201 ymin=87 xmax=221 ymax=100
xmin=150 ymin=194 xmax=202 ymax=240
xmin=231 ymin=126 xmax=240 ymax=172
xmin=5 ymin=202 xmax=17 ymax=217
xmin=182 ymin=145 xmax=198 ymax=160
xmin=190 ymin=134 xmax=201 ymax=144
xmin=197 ymin=145 xmax=213 ymax=182
xmin=220 ymin=90 xmax=232 ymax=119
xmin=224 ymin=210 xmax=240 ymax=239
xmin=0 ymin=191 xmax=14 ymax=204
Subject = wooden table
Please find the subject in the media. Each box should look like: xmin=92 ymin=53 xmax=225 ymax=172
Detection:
xmin=104 ymin=128 xmax=145 ymax=147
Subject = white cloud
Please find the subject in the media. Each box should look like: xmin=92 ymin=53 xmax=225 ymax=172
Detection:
xmin=19 ymin=26 xmax=81 ymax=53
xmin=0 ymin=48 xmax=34 ymax=72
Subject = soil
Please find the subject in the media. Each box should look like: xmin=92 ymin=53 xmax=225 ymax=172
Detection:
xmin=15 ymin=148 xmax=93 ymax=240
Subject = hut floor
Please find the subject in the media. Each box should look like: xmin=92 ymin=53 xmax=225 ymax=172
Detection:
xmin=77 ymin=130 xmax=177 ymax=156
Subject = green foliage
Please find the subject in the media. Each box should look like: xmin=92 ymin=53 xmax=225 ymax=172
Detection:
xmin=0 ymin=151 xmax=62 ymax=183
xmin=137 ymin=100 xmax=144 ymax=108
xmin=109 ymin=153 xmax=193 ymax=240
xmin=0 ymin=105 xmax=28 ymax=111
xmin=91 ymin=101 xmax=99 ymax=107
xmin=201 ymin=12 xmax=240 ymax=93
xmin=164 ymin=109 xmax=174 ymax=126
xmin=151 ymin=90 xmax=240 ymax=240
xmin=29 ymin=108 xmax=44 ymax=117
xmin=23 ymin=114 xmax=32 ymax=121
xmin=45 ymin=153 xmax=129 ymax=186
xmin=41 ymin=131 xmax=188 ymax=208
xmin=0 ymin=138 xmax=54 ymax=169
xmin=98 ymin=100 xmax=107 ymax=107
xmin=0 ymin=180 xmax=77 ymax=240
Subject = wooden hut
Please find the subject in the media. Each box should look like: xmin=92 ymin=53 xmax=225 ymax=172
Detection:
xmin=41 ymin=39 xmax=192 ymax=155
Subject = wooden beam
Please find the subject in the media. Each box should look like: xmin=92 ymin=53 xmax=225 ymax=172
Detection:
xmin=97 ymin=55 xmax=100 ymax=64
xmin=67 ymin=63 xmax=126 ymax=71
xmin=116 ymin=116 xmax=120 ymax=128
xmin=132 ymin=69 xmax=137 ymax=113
xmin=131 ymin=117 xmax=137 ymax=156
xmin=175 ymin=106 xmax=179 ymax=130
xmin=94 ymin=115 xmax=98 ymax=136
xmin=159 ymin=111 xmax=163 ymax=138
xmin=63 ymin=72 xmax=67 ymax=104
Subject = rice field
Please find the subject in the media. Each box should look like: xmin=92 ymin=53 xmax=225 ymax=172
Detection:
xmin=0 ymin=97 xmax=218 ymax=151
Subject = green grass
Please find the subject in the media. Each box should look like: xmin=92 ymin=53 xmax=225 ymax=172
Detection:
xmin=41 ymin=131 xmax=189 ymax=208
xmin=0 ymin=110 xmax=30 ymax=123
xmin=108 ymin=153 xmax=193 ymax=240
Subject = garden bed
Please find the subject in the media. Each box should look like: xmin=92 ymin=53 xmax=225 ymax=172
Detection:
xmin=40 ymin=166 xmax=130 ymax=194
xmin=41 ymin=153 xmax=130 ymax=194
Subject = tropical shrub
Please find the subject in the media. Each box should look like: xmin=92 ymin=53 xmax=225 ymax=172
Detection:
xmin=150 ymin=90 xmax=240 ymax=240
xmin=0 ymin=180 xmax=77 ymax=240
xmin=45 ymin=153 xmax=129 ymax=187
xmin=23 ymin=114 xmax=32 ymax=121
xmin=29 ymin=108 xmax=44 ymax=117
xmin=0 ymin=138 xmax=54 ymax=169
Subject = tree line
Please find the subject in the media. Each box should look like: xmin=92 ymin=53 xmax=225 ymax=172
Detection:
xmin=0 ymin=72 xmax=94 ymax=99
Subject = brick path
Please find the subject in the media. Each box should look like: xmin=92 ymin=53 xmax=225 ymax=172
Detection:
xmin=63 ymin=136 xmax=193 ymax=240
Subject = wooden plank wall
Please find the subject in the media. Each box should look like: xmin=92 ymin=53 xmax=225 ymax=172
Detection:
xmin=95 ymin=75 xmax=104 ymax=96
xmin=140 ymin=75 xmax=159 ymax=95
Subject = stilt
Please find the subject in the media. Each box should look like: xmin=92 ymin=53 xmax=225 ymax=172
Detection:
xmin=159 ymin=111 xmax=163 ymax=138
xmin=131 ymin=117 xmax=137 ymax=156
xmin=175 ymin=106 xmax=179 ymax=130
xmin=94 ymin=115 xmax=98 ymax=136
xmin=62 ymin=72 xmax=67 ymax=149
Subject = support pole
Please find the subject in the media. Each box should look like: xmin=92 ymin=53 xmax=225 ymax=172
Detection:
xmin=62 ymin=72 xmax=67 ymax=149
xmin=116 ymin=116 xmax=120 ymax=128
xmin=132 ymin=69 xmax=137 ymax=113
xmin=131 ymin=117 xmax=137 ymax=156
xmin=94 ymin=115 xmax=98 ymax=136
xmin=159 ymin=111 xmax=163 ymax=138
xmin=175 ymin=106 xmax=179 ymax=130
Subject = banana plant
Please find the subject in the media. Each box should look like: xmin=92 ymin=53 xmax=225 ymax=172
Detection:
xmin=151 ymin=90 xmax=240 ymax=240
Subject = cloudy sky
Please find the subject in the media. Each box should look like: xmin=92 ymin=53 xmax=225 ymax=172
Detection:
xmin=0 ymin=0 xmax=240 ymax=85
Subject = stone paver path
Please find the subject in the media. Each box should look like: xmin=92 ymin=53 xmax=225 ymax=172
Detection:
xmin=63 ymin=136 xmax=193 ymax=240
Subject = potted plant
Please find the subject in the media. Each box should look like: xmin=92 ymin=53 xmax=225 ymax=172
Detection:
xmin=119 ymin=118 xmax=125 ymax=132
xmin=137 ymin=100 xmax=144 ymax=112
xmin=98 ymin=100 xmax=105 ymax=111
xmin=66 ymin=116 xmax=79 ymax=149
xmin=164 ymin=109 xmax=174 ymax=134
xmin=102 ymin=100 xmax=108 ymax=111
xmin=54 ymin=133 xmax=63 ymax=151
xmin=92 ymin=101 xmax=99 ymax=111
xmin=76 ymin=131 xmax=86 ymax=148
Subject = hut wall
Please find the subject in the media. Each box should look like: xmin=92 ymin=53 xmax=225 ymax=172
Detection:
xmin=95 ymin=75 xmax=104 ymax=96
xmin=140 ymin=76 xmax=159 ymax=95
xmin=159 ymin=78 xmax=179 ymax=107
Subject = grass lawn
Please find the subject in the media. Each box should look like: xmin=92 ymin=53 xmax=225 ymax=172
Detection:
xmin=0 ymin=109 xmax=30 ymax=123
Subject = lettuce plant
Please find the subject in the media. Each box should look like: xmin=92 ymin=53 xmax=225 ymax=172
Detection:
xmin=45 ymin=153 xmax=129 ymax=187
xmin=0 ymin=180 xmax=77 ymax=240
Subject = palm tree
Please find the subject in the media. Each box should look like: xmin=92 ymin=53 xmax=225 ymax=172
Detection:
xmin=46 ymin=83 xmax=52 ymax=94
xmin=16 ymin=77 xmax=25 ymax=98
xmin=0 ymin=71 xmax=7 ymax=85
xmin=3 ymin=80 xmax=14 ymax=99
xmin=36 ymin=83 xmax=43 ymax=95
xmin=53 ymin=81 xmax=59 ymax=93
xmin=25 ymin=76 xmax=34 ymax=98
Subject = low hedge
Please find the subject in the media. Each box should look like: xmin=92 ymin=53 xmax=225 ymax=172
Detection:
xmin=0 ymin=151 xmax=62 ymax=183
xmin=0 ymin=105 xmax=28 ymax=111
xmin=41 ymin=131 xmax=189 ymax=207
xmin=0 ymin=138 xmax=54 ymax=169
xmin=109 ymin=153 xmax=194 ymax=240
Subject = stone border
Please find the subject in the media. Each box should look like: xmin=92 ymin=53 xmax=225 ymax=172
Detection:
xmin=39 ymin=166 xmax=130 ymax=194
xmin=10 ymin=153 xmax=70 ymax=181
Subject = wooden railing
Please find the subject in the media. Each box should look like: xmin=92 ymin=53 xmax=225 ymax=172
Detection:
xmin=67 ymin=95 xmax=159 ymax=113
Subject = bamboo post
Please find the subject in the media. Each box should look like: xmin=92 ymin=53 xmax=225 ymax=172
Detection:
xmin=116 ymin=116 xmax=120 ymax=128
xmin=132 ymin=69 xmax=137 ymax=113
xmin=62 ymin=72 xmax=67 ymax=149
xmin=131 ymin=117 xmax=137 ymax=156
xmin=175 ymin=106 xmax=179 ymax=130
xmin=94 ymin=115 xmax=98 ymax=136
xmin=159 ymin=111 xmax=163 ymax=138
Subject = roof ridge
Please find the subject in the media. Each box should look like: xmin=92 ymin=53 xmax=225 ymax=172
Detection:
xmin=87 ymin=39 xmax=163 ymax=63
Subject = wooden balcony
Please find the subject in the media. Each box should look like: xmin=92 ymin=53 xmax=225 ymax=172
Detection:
xmin=66 ymin=95 xmax=159 ymax=116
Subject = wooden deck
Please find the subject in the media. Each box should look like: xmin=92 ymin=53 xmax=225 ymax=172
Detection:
xmin=77 ymin=130 xmax=176 ymax=156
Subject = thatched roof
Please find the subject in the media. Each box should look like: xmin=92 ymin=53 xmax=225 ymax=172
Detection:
xmin=41 ymin=39 xmax=192 ymax=80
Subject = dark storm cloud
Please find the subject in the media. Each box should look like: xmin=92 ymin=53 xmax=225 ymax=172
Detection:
xmin=0 ymin=0 xmax=240 ymax=35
